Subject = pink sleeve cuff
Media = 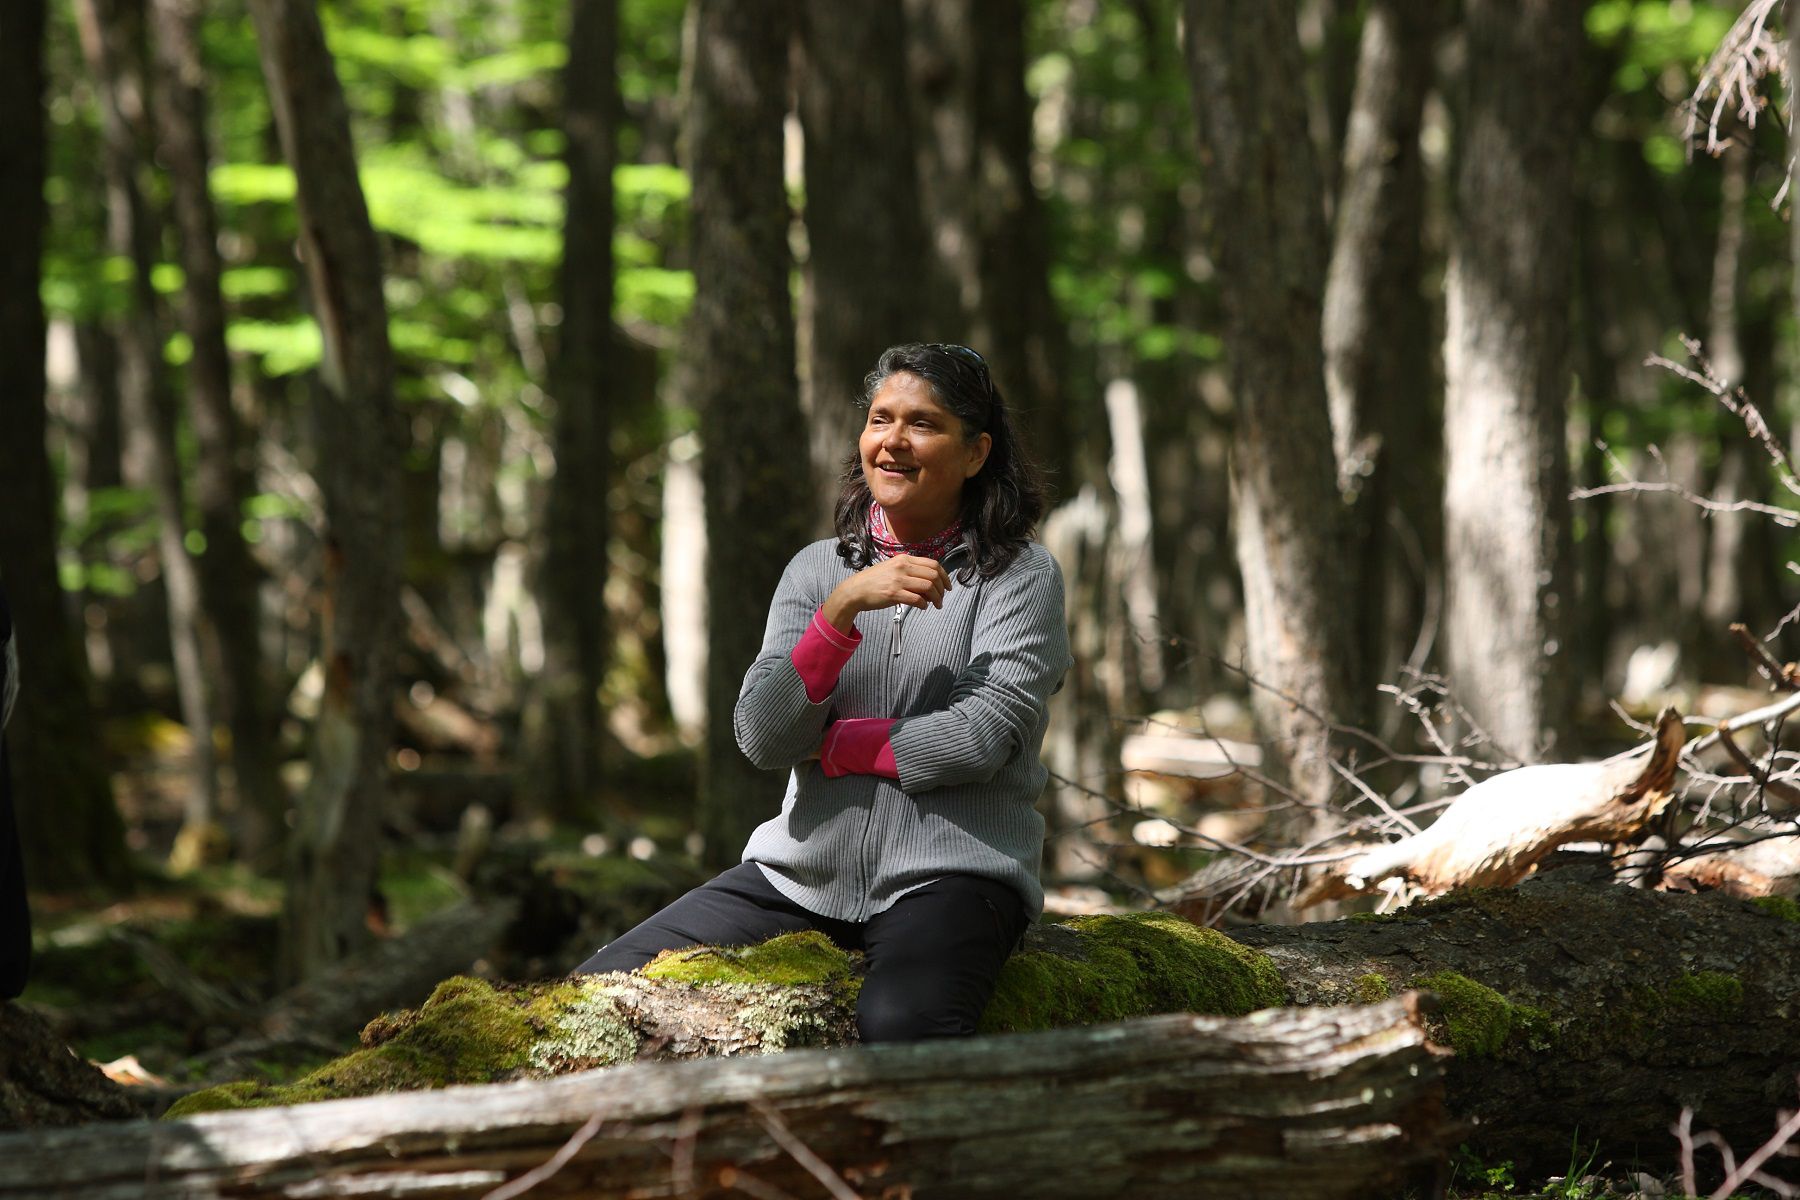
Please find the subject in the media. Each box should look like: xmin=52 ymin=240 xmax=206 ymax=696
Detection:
xmin=792 ymin=608 xmax=861 ymax=703
xmin=820 ymin=718 xmax=899 ymax=779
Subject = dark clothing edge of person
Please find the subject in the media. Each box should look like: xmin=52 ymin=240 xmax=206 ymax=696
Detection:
xmin=0 ymin=586 xmax=31 ymax=1000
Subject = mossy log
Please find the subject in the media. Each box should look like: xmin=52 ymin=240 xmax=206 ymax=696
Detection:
xmin=0 ymin=1000 xmax=1452 ymax=1200
xmin=164 ymin=880 xmax=1800 ymax=1176
xmin=13 ymin=878 xmax=1794 ymax=1191
xmin=162 ymin=911 xmax=1281 ymax=1117
xmin=1235 ymin=876 xmax=1800 ymax=1174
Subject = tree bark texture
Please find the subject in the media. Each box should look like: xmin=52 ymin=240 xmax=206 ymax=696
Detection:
xmin=248 ymin=0 xmax=404 ymax=980
xmin=535 ymin=0 xmax=618 ymax=824
xmin=148 ymin=0 xmax=286 ymax=857
xmin=77 ymin=0 xmax=222 ymax=839
xmin=0 ymin=1003 xmax=135 ymax=1132
xmin=0 ymin=1004 xmax=1451 ymax=1200
xmin=685 ymin=0 xmax=815 ymax=870
xmin=1235 ymin=878 xmax=1800 ymax=1174
xmin=1182 ymin=0 xmax=1358 ymax=818
xmin=1321 ymin=0 xmax=1439 ymax=702
xmin=904 ymin=0 xmax=1084 ymax=499
xmin=0 ymin=0 xmax=133 ymax=892
xmin=1442 ymin=0 xmax=1580 ymax=762
xmin=797 ymin=0 xmax=933 ymax=515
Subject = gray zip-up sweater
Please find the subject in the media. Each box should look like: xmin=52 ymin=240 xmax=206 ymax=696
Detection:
xmin=735 ymin=537 xmax=1072 ymax=922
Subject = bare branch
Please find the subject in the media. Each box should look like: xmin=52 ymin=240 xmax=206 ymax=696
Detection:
xmin=749 ymin=1102 xmax=864 ymax=1200
xmin=1684 ymin=0 xmax=1784 ymax=158
xmin=1732 ymin=622 xmax=1800 ymax=690
xmin=481 ymin=1112 xmax=608 ymax=1200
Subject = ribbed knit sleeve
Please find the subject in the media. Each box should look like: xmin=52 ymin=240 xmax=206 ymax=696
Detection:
xmin=888 ymin=555 xmax=1070 ymax=792
xmin=732 ymin=548 xmax=837 ymax=770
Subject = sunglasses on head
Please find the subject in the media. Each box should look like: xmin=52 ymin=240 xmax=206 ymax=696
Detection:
xmin=929 ymin=342 xmax=987 ymax=369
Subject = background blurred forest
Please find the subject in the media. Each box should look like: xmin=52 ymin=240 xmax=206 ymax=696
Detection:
xmin=3 ymin=0 xmax=1797 ymax=1109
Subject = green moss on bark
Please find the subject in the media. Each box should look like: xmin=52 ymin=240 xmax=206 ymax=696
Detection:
xmin=166 ymin=914 xmax=1289 ymax=1117
xmin=641 ymin=930 xmax=854 ymax=988
xmin=980 ymin=912 xmax=1287 ymax=1033
xmin=165 ymin=976 xmax=638 ymax=1119
xmin=1751 ymin=895 xmax=1800 ymax=923
xmin=1414 ymin=972 xmax=1553 ymax=1058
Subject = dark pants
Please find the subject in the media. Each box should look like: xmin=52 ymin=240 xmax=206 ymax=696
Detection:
xmin=574 ymin=862 xmax=1029 ymax=1043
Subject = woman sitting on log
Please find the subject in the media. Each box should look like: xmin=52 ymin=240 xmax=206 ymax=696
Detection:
xmin=576 ymin=342 xmax=1072 ymax=1042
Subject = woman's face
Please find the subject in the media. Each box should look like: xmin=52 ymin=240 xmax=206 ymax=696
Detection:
xmin=859 ymin=372 xmax=991 ymax=534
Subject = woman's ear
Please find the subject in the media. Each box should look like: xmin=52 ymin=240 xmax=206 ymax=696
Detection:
xmin=965 ymin=431 xmax=993 ymax=478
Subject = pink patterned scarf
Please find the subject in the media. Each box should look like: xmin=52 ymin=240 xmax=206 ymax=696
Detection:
xmin=869 ymin=501 xmax=964 ymax=561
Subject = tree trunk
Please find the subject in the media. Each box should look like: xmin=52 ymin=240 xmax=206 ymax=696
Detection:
xmin=4 ymin=1004 xmax=1451 ymax=1200
xmin=1321 ymin=0 xmax=1439 ymax=704
xmin=248 ymin=0 xmax=404 ymax=981
xmin=535 ymin=0 xmax=617 ymax=824
xmin=76 ymin=0 xmax=221 ymax=847
xmin=1182 ymin=0 xmax=1357 ymax=820
xmin=904 ymin=0 xmax=1085 ymax=499
xmin=796 ymin=0 xmax=932 ymax=515
xmin=1442 ymin=0 xmax=1579 ymax=762
xmin=147 ymin=0 xmax=286 ymax=860
xmin=0 ymin=0 xmax=133 ymax=893
xmin=685 ymin=0 xmax=814 ymax=871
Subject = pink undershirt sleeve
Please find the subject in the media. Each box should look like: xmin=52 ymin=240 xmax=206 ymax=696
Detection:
xmin=820 ymin=718 xmax=899 ymax=779
xmin=791 ymin=608 xmax=860 ymax=704
xmin=791 ymin=608 xmax=900 ymax=778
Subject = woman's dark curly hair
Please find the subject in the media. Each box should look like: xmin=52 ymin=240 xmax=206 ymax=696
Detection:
xmin=833 ymin=342 xmax=1046 ymax=582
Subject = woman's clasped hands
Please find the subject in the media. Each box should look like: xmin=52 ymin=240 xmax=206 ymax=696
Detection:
xmin=820 ymin=554 xmax=951 ymax=634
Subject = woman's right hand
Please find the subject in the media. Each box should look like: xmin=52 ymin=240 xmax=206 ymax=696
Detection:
xmin=821 ymin=555 xmax=952 ymax=633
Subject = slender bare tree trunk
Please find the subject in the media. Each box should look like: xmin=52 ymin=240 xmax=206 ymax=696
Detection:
xmin=904 ymin=0 xmax=1084 ymax=499
xmin=535 ymin=0 xmax=617 ymax=824
xmin=1183 ymin=0 xmax=1357 ymax=820
xmin=75 ymin=0 xmax=221 ymax=850
xmin=0 ymin=0 xmax=133 ymax=894
xmin=148 ymin=0 xmax=286 ymax=860
xmin=248 ymin=0 xmax=403 ymax=980
xmin=686 ymin=0 xmax=813 ymax=870
xmin=796 ymin=0 xmax=932 ymax=516
xmin=1442 ymin=0 xmax=1580 ymax=762
xmin=1322 ymin=0 xmax=1439 ymax=706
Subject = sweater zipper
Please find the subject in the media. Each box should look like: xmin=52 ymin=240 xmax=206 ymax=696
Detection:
xmin=854 ymin=604 xmax=905 ymax=920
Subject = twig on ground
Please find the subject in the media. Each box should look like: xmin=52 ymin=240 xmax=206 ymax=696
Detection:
xmin=1676 ymin=1073 xmax=1800 ymax=1199
xmin=481 ymin=1111 xmax=608 ymax=1200
xmin=749 ymin=1101 xmax=864 ymax=1200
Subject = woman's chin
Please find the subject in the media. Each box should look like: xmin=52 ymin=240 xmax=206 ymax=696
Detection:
xmin=868 ymin=481 xmax=912 ymax=510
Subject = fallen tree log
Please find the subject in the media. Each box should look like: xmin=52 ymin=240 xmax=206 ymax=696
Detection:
xmin=0 ymin=999 xmax=1452 ymax=1200
xmin=160 ymin=878 xmax=1800 ymax=1179
xmin=1236 ymin=876 xmax=1800 ymax=1175
xmin=1299 ymin=707 xmax=1686 ymax=905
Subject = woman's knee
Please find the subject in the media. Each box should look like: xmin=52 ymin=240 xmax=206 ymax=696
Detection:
xmin=856 ymin=987 xmax=977 ymax=1043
